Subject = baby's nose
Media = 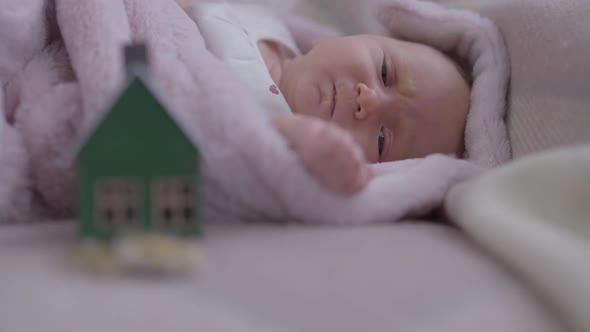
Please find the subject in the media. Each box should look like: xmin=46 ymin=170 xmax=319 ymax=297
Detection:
xmin=354 ymin=83 xmax=379 ymax=120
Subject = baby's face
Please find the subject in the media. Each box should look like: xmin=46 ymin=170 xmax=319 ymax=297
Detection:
xmin=278 ymin=35 xmax=470 ymax=163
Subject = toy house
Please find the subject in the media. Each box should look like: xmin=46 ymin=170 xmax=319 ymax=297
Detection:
xmin=76 ymin=44 xmax=202 ymax=240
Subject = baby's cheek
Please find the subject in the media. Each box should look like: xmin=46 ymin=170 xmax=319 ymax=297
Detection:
xmin=288 ymin=92 xmax=315 ymax=118
xmin=343 ymin=129 xmax=376 ymax=164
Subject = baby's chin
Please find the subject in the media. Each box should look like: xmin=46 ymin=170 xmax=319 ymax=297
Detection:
xmin=284 ymin=84 xmax=322 ymax=119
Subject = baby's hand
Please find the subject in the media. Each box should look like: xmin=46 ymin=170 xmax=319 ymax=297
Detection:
xmin=273 ymin=115 xmax=372 ymax=195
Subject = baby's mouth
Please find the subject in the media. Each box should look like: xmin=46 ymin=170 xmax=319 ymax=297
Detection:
xmin=330 ymin=84 xmax=337 ymax=118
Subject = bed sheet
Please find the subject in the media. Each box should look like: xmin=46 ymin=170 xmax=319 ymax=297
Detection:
xmin=0 ymin=221 xmax=562 ymax=332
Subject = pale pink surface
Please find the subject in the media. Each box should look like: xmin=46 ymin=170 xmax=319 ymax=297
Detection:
xmin=0 ymin=221 xmax=563 ymax=332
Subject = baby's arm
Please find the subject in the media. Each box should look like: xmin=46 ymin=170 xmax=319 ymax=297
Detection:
xmin=273 ymin=114 xmax=372 ymax=195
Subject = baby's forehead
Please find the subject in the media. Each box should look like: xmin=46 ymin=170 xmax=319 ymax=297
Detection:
xmin=344 ymin=33 xmax=468 ymax=82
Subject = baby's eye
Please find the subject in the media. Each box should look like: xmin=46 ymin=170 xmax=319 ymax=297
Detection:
xmin=378 ymin=127 xmax=385 ymax=157
xmin=381 ymin=58 xmax=388 ymax=86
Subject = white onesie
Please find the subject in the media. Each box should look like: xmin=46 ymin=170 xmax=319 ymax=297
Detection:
xmin=185 ymin=2 xmax=301 ymax=116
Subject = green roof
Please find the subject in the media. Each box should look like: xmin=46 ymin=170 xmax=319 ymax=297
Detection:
xmin=76 ymin=76 xmax=200 ymax=163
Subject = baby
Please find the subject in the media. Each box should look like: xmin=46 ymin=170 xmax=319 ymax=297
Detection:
xmin=184 ymin=2 xmax=470 ymax=195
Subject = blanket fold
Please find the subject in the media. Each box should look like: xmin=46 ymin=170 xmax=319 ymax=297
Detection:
xmin=446 ymin=144 xmax=590 ymax=332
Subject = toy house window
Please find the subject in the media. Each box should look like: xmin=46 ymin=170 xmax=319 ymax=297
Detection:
xmin=94 ymin=179 xmax=142 ymax=231
xmin=151 ymin=177 xmax=196 ymax=228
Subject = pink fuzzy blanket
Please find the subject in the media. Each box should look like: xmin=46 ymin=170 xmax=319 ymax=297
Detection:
xmin=0 ymin=0 xmax=503 ymax=224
